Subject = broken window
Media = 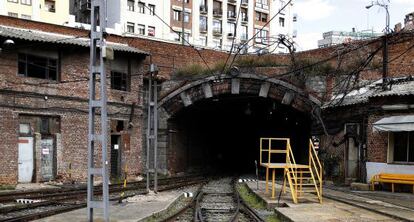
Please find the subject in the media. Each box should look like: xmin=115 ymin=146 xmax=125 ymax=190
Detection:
xmin=111 ymin=71 xmax=130 ymax=91
xmin=18 ymin=53 xmax=58 ymax=81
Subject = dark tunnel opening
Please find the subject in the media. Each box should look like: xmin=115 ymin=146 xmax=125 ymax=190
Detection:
xmin=168 ymin=95 xmax=311 ymax=176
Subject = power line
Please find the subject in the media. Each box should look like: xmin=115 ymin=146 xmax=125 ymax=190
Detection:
xmin=138 ymin=1 xmax=212 ymax=73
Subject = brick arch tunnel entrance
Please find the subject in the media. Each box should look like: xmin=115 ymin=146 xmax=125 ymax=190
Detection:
xmin=157 ymin=74 xmax=321 ymax=175
xmin=168 ymin=95 xmax=311 ymax=174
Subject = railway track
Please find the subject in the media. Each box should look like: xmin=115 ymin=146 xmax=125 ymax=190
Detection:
xmin=166 ymin=177 xmax=264 ymax=222
xmin=0 ymin=174 xmax=206 ymax=222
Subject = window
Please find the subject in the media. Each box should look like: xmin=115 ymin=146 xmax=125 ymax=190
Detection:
xmin=256 ymin=12 xmax=267 ymax=23
xmin=45 ymin=0 xmax=55 ymax=12
xmin=111 ymin=71 xmax=130 ymax=91
xmin=18 ymin=53 xmax=58 ymax=81
xmin=228 ymin=23 xmax=235 ymax=36
xmin=199 ymin=36 xmax=207 ymax=46
xmin=127 ymin=0 xmax=134 ymax=11
xmin=127 ymin=22 xmax=135 ymax=33
xmin=279 ymin=17 xmax=285 ymax=27
xmin=175 ymin=32 xmax=182 ymax=42
xmin=138 ymin=24 xmax=145 ymax=35
xmin=213 ymin=20 xmax=222 ymax=33
xmin=20 ymin=0 xmax=31 ymax=5
xmin=21 ymin=14 xmax=31 ymax=19
xmin=261 ymin=13 xmax=267 ymax=22
xmin=241 ymin=8 xmax=248 ymax=22
xmin=8 ymin=0 xmax=18 ymax=3
xmin=200 ymin=16 xmax=207 ymax=32
xmin=173 ymin=10 xmax=182 ymax=21
xmin=138 ymin=2 xmax=145 ymax=13
xmin=391 ymin=132 xmax=414 ymax=163
xmin=8 ymin=12 xmax=18 ymax=18
xmin=148 ymin=26 xmax=155 ymax=36
xmin=149 ymin=4 xmax=155 ymax=15
xmin=184 ymin=12 xmax=190 ymax=23
xmin=241 ymin=25 xmax=248 ymax=40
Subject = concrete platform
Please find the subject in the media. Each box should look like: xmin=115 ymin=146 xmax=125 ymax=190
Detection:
xmin=245 ymin=180 xmax=402 ymax=222
xmin=36 ymin=186 xmax=198 ymax=222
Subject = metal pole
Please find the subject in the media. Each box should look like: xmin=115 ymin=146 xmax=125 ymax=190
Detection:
xmin=182 ymin=0 xmax=185 ymax=45
xmin=146 ymin=73 xmax=152 ymax=192
xmin=88 ymin=0 xmax=109 ymax=221
xmin=382 ymin=4 xmax=390 ymax=90
xmin=153 ymin=80 xmax=158 ymax=193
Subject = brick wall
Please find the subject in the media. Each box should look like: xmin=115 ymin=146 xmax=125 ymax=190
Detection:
xmin=0 ymin=34 xmax=144 ymax=184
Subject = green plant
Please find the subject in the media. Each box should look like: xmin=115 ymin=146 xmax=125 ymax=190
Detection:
xmin=0 ymin=184 xmax=16 ymax=190
xmin=235 ymin=56 xmax=286 ymax=67
xmin=237 ymin=183 xmax=267 ymax=210
xmin=295 ymin=58 xmax=336 ymax=76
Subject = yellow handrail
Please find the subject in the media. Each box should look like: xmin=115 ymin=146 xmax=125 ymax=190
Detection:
xmin=309 ymin=139 xmax=323 ymax=203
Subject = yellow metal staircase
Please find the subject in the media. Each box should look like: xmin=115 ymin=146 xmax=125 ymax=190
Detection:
xmin=260 ymin=138 xmax=323 ymax=204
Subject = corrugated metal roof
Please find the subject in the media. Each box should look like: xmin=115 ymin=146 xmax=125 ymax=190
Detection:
xmin=323 ymin=76 xmax=414 ymax=109
xmin=0 ymin=25 xmax=149 ymax=55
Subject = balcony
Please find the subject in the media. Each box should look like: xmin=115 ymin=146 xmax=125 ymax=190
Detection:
xmin=200 ymin=5 xmax=208 ymax=14
xmin=241 ymin=0 xmax=248 ymax=7
xmin=213 ymin=9 xmax=223 ymax=17
xmin=228 ymin=0 xmax=237 ymax=4
xmin=213 ymin=28 xmax=222 ymax=36
xmin=227 ymin=11 xmax=236 ymax=20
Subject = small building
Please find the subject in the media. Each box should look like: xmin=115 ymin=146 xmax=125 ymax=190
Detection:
xmin=0 ymin=0 xmax=74 ymax=25
xmin=0 ymin=24 xmax=148 ymax=184
xmin=320 ymin=77 xmax=414 ymax=184
xmin=317 ymin=30 xmax=382 ymax=48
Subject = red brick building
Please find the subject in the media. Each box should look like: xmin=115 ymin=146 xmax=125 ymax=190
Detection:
xmin=0 ymin=24 xmax=148 ymax=184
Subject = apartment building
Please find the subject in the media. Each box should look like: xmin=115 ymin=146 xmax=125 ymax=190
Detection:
xmin=0 ymin=0 xmax=73 ymax=25
xmin=0 ymin=0 xmax=294 ymax=53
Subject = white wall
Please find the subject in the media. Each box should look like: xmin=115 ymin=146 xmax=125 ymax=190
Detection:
xmin=366 ymin=162 xmax=414 ymax=182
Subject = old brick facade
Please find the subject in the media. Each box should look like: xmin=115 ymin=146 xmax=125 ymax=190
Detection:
xmin=2 ymin=15 xmax=414 ymax=184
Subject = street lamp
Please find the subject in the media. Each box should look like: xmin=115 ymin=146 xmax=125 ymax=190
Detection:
xmin=366 ymin=0 xmax=391 ymax=90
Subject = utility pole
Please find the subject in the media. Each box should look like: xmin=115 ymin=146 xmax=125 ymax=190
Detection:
xmin=182 ymin=0 xmax=185 ymax=45
xmin=146 ymin=64 xmax=159 ymax=193
xmin=366 ymin=1 xmax=390 ymax=90
xmin=88 ymin=0 xmax=109 ymax=221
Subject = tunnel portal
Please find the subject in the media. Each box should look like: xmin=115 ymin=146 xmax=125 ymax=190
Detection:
xmin=167 ymin=95 xmax=311 ymax=175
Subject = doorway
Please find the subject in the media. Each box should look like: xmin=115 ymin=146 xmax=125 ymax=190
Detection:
xmin=18 ymin=137 xmax=34 ymax=183
xmin=111 ymin=135 xmax=121 ymax=179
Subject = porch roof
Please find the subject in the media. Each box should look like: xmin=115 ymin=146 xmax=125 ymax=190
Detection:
xmin=373 ymin=115 xmax=414 ymax=132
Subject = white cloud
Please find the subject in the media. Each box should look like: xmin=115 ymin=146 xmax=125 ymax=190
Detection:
xmin=295 ymin=0 xmax=336 ymax=21
xmin=295 ymin=32 xmax=322 ymax=51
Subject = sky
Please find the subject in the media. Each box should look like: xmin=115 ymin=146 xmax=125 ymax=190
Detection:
xmin=294 ymin=0 xmax=414 ymax=51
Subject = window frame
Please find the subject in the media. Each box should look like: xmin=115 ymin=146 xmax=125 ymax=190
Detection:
xmin=110 ymin=71 xmax=130 ymax=92
xmin=126 ymin=22 xmax=135 ymax=33
xmin=138 ymin=2 xmax=145 ymax=14
xmin=20 ymin=0 xmax=32 ymax=6
xmin=138 ymin=24 xmax=145 ymax=35
xmin=148 ymin=4 xmax=155 ymax=15
xmin=18 ymin=53 xmax=59 ymax=81
xmin=127 ymin=0 xmax=135 ymax=11
xmin=388 ymin=132 xmax=414 ymax=164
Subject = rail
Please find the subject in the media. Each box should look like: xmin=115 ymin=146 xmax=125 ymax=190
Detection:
xmin=309 ymin=139 xmax=323 ymax=203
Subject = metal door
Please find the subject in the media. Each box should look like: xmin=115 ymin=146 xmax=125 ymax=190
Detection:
xmin=18 ymin=137 xmax=34 ymax=183
xmin=41 ymin=138 xmax=55 ymax=181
